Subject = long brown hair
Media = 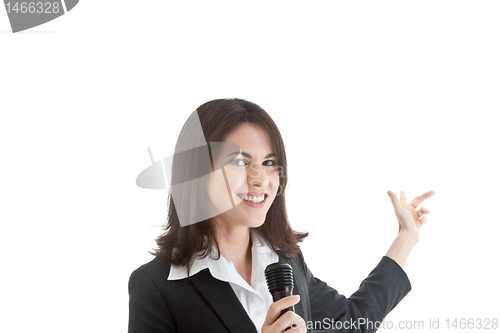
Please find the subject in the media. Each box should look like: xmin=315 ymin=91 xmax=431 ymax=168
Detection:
xmin=150 ymin=98 xmax=308 ymax=276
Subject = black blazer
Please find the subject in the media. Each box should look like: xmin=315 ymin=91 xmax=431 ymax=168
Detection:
xmin=128 ymin=250 xmax=411 ymax=333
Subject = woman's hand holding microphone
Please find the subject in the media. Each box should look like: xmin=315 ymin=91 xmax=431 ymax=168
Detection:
xmin=261 ymin=295 xmax=306 ymax=333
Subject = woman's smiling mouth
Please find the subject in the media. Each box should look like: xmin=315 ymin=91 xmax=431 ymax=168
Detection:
xmin=237 ymin=192 xmax=269 ymax=205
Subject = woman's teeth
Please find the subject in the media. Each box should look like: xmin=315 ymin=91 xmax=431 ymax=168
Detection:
xmin=238 ymin=194 xmax=265 ymax=203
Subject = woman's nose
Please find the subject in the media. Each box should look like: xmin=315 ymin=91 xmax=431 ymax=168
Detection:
xmin=247 ymin=162 xmax=270 ymax=187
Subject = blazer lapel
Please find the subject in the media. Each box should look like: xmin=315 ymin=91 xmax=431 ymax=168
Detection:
xmin=187 ymin=250 xmax=305 ymax=333
xmin=188 ymin=268 xmax=258 ymax=333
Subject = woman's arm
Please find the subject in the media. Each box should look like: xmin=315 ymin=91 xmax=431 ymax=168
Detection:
xmin=302 ymin=190 xmax=435 ymax=332
xmin=302 ymin=252 xmax=411 ymax=333
xmin=385 ymin=231 xmax=418 ymax=268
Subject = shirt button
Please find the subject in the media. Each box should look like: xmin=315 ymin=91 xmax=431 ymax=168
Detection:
xmin=254 ymin=310 xmax=261 ymax=316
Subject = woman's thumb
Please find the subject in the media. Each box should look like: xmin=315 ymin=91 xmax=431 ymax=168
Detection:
xmin=387 ymin=191 xmax=398 ymax=206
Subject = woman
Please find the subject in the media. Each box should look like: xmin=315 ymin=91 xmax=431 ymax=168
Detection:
xmin=128 ymin=98 xmax=435 ymax=333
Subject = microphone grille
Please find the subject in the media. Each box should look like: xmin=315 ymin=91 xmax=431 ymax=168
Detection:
xmin=265 ymin=262 xmax=294 ymax=293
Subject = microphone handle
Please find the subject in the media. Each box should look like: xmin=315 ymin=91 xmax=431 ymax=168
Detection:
xmin=271 ymin=290 xmax=294 ymax=317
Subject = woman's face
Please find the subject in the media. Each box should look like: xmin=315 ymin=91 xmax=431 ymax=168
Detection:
xmin=207 ymin=123 xmax=281 ymax=230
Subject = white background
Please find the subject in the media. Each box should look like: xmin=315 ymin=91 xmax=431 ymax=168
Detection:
xmin=1 ymin=1 xmax=499 ymax=332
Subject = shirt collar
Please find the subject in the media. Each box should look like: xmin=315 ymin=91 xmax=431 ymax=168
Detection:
xmin=167 ymin=229 xmax=279 ymax=282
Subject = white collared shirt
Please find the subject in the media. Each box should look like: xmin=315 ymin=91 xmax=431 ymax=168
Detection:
xmin=167 ymin=228 xmax=280 ymax=333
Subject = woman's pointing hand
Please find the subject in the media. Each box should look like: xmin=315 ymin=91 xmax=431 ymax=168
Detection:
xmin=387 ymin=190 xmax=435 ymax=244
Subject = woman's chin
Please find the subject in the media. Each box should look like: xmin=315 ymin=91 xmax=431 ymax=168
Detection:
xmin=247 ymin=217 xmax=266 ymax=228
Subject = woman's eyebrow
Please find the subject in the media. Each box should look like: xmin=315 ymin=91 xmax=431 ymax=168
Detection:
xmin=226 ymin=151 xmax=276 ymax=159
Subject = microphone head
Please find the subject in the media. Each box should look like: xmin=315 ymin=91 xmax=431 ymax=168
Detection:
xmin=265 ymin=262 xmax=294 ymax=295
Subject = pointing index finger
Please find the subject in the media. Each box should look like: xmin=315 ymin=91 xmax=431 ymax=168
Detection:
xmin=410 ymin=190 xmax=435 ymax=208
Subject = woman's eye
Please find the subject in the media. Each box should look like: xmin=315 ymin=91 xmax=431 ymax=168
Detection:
xmin=230 ymin=159 xmax=247 ymax=166
xmin=229 ymin=159 xmax=277 ymax=167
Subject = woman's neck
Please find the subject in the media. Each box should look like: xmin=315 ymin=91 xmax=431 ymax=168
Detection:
xmin=213 ymin=224 xmax=253 ymax=284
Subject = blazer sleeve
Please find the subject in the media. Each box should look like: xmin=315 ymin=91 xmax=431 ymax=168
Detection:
xmin=128 ymin=268 xmax=177 ymax=333
xmin=304 ymin=254 xmax=411 ymax=332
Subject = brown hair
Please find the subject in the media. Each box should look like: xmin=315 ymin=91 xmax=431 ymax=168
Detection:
xmin=150 ymin=98 xmax=308 ymax=276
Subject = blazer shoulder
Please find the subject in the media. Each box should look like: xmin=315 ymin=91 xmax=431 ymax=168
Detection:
xmin=277 ymin=248 xmax=304 ymax=262
xmin=128 ymin=255 xmax=179 ymax=332
xmin=129 ymin=254 xmax=172 ymax=284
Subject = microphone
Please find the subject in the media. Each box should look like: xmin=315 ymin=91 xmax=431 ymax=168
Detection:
xmin=265 ymin=262 xmax=295 ymax=318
